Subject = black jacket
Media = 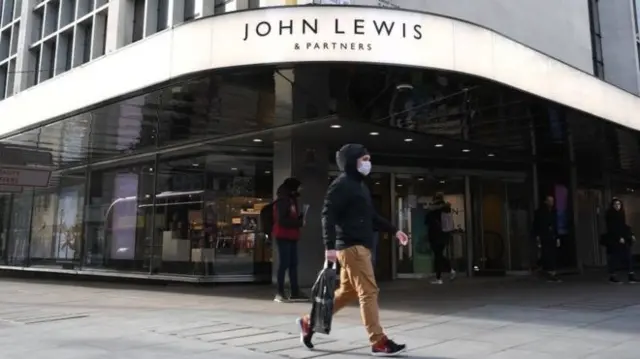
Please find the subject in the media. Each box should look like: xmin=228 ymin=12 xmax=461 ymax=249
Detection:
xmin=275 ymin=180 xmax=303 ymax=232
xmin=322 ymin=144 xmax=397 ymax=250
xmin=425 ymin=199 xmax=451 ymax=245
xmin=605 ymin=200 xmax=633 ymax=246
xmin=532 ymin=206 xmax=557 ymax=242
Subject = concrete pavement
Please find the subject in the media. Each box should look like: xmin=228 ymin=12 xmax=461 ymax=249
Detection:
xmin=0 ymin=276 xmax=639 ymax=358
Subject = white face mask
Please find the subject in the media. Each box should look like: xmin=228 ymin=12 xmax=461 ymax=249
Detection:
xmin=357 ymin=160 xmax=372 ymax=176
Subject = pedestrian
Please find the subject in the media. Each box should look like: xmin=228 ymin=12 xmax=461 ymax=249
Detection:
xmin=273 ymin=177 xmax=308 ymax=303
xmin=296 ymin=144 xmax=409 ymax=356
xmin=425 ymin=192 xmax=456 ymax=284
xmin=532 ymin=195 xmax=561 ymax=282
xmin=604 ymin=198 xmax=637 ymax=284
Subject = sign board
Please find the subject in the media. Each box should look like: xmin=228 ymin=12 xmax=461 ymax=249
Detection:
xmin=0 ymin=144 xmax=53 ymax=166
xmin=0 ymin=166 xmax=51 ymax=187
xmin=0 ymin=185 xmax=23 ymax=193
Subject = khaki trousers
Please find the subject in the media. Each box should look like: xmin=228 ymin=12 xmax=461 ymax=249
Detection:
xmin=333 ymin=245 xmax=385 ymax=345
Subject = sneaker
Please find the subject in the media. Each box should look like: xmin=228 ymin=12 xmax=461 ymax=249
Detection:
xmin=609 ymin=275 xmax=622 ymax=284
xmin=450 ymin=269 xmax=457 ymax=281
xmin=371 ymin=337 xmax=406 ymax=357
xmin=296 ymin=317 xmax=314 ymax=349
xmin=431 ymin=279 xmax=443 ymax=285
xmin=289 ymin=293 xmax=310 ymax=302
xmin=274 ymin=293 xmax=288 ymax=303
xmin=628 ymin=274 xmax=638 ymax=284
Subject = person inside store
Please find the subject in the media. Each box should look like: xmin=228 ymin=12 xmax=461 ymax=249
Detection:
xmin=425 ymin=192 xmax=457 ymax=284
xmin=604 ymin=197 xmax=637 ymax=284
xmin=532 ymin=195 xmax=562 ymax=283
xmin=296 ymin=143 xmax=409 ymax=356
xmin=273 ymin=177 xmax=308 ymax=303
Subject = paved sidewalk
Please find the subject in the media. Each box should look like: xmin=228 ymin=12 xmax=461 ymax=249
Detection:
xmin=0 ymin=276 xmax=639 ymax=358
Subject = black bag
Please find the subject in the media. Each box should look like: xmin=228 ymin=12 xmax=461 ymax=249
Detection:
xmin=259 ymin=200 xmax=277 ymax=237
xmin=309 ymin=262 xmax=337 ymax=335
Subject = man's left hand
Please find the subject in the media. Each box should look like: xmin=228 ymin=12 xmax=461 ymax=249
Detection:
xmin=396 ymin=231 xmax=409 ymax=246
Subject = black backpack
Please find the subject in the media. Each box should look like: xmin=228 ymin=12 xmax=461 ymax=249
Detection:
xmin=259 ymin=200 xmax=277 ymax=237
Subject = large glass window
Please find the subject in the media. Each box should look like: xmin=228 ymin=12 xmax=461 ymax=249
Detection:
xmin=7 ymin=190 xmax=34 ymax=266
xmin=84 ymin=163 xmax=155 ymax=271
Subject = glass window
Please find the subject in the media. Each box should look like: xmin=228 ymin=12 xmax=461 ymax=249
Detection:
xmin=156 ymin=70 xmax=284 ymax=146
xmin=39 ymin=113 xmax=92 ymax=168
xmin=0 ymin=194 xmax=11 ymax=264
xmin=84 ymin=163 xmax=155 ymax=271
xmin=89 ymin=92 xmax=159 ymax=162
xmin=30 ymin=186 xmax=58 ymax=264
xmin=157 ymin=0 xmax=169 ymax=31
xmin=7 ymin=190 xmax=34 ymax=266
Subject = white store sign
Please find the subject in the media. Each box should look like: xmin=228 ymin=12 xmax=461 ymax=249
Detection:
xmin=0 ymin=6 xmax=638 ymax=136
xmin=0 ymin=167 xmax=51 ymax=187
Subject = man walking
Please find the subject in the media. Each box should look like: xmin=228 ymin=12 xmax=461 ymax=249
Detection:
xmin=296 ymin=144 xmax=409 ymax=356
xmin=533 ymin=195 xmax=561 ymax=282
xmin=273 ymin=177 xmax=307 ymax=302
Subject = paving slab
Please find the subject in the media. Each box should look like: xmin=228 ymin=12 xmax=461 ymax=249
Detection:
xmin=0 ymin=276 xmax=639 ymax=358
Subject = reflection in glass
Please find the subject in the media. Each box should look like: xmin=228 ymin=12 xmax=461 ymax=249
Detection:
xmin=55 ymin=176 xmax=85 ymax=262
xmin=85 ymin=164 xmax=154 ymax=270
xmin=30 ymin=186 xmax=58 ymax=263
xmin=7 ymin=190 xmax=34 ymax=266
xmin=38 ymin=113 xmax=92 ymax=168
xmin=89 ymin=93 xmax=159 ymax=162
xmin=0 ymin=195 xmax=10 ymax=264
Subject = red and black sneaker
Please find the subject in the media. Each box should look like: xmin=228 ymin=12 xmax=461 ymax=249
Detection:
xmin=371 ymin=337 xmax=407 ymax=357
xmin=295 ymin=317 xmax=314 ymax=349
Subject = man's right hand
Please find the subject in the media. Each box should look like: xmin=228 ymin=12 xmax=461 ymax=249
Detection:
xmin=325 ymin=249 xmax=337 ymax=262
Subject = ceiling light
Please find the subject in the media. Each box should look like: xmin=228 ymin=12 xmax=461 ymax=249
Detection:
xmin=330 ymin=124 xmax=341 ymax=129
xmin=462 ymin=149 xmax=470 ymax=153
xmin=435 ymin=143 xmax=443 ymax=148
xmin=440 ymin=180 xmax=446 ymax=184
xmin=253 ymin=138 xmax=262 ymax=143
xmin=192 ymin=163 xmax=199 ymax=167
xmin=265 ymin=170 xmax=271 ymax=174
xmin=488 ymin=153 xmax=495 ymax=157
xmin=375 ymin=182 xmax=380 ymax=185
xmin=397 ymin=184 xmax=403 ymax=187
xmin=231 ymin=167 xmax=238 ymax=171
xmin=404 ymin=138 xmax=413 ymax=142
xmin=418 ymin=177 xmax=424 ymax=181
xmin=369 ymin=132 xmax=379 ymax=136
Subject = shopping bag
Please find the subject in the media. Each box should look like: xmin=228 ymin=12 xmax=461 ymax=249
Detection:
xmin=309 ymin=261 xmax=337 ymax=335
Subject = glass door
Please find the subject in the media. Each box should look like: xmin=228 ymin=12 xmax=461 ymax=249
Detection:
xmin=394 ymin=174 xmax=467 ymax=278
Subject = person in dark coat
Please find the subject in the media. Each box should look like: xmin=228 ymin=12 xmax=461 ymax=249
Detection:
xmin=532 ymin=195 xmax=561 ymax=282
xmin=605 ymin=198 xmax=637 ymax=283
xmin=425 ymin=192 xmax=456 ymax=284
xmin=273 ymin=177 xmax=307 ymax=302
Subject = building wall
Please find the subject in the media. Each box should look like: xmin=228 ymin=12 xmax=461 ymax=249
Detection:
xmin=335 ymin=0 xmax=595 ymax=74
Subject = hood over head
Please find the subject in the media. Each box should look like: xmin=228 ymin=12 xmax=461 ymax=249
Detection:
xmin=336 ymin=144 xmax=369 ymax=178
xmin=277 ymin=177 xmax=301 ymax=198
xmin=609 ymin=197 xmax=625 ymax=211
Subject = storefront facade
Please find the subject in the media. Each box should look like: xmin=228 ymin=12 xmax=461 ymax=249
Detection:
xmin=1 ymin=5 xmax=640 ymax=285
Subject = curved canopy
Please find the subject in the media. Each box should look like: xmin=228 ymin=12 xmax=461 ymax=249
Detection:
xmin=0 ymin=5 xmax=638 ymax=136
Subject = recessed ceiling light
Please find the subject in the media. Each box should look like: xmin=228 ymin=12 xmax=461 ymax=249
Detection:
xmin=369 ymin=132 xmax=379 ymax=136
xmin=397 ymin=184 xmax=403 ymax=187
xmin=418 ymin=177 xmax=424 ymax=181
xmin=330 ymin=124 xmax=341 ymax=129
xmin=440 ymin=180 xmax=446 ymax=184
xmin=404 ymin=138 xmax=413 ymax=142
xmin=435 ymin=143 xmax=443 ymax=148
xmin=375 ymin=182 xmax=380 ymax=185
xmin=462 ymin=149 xmax=470 ymax=153
xmin=231 ymin=167 xmax=238 ymax=170
xmin=253 ymin=138 xmax=262 ymax=143
xmin=488 ymin=153 xmax=495 ymax=157
xmin=265 ymin=170 xmax=271 ymax=174
xmin=192 ymin=163 xmax=199 ymax=167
